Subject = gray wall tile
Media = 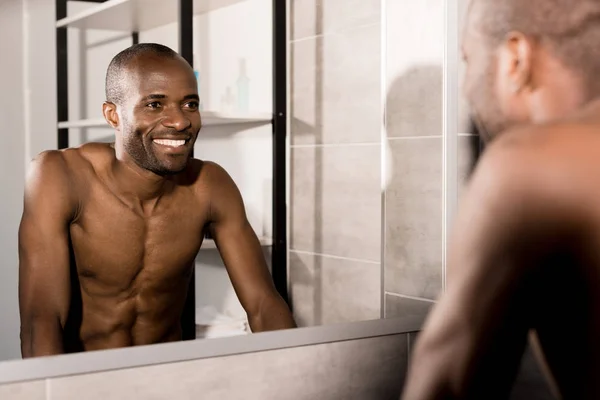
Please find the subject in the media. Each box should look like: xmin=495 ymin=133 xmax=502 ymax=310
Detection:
xmin=386 ymin=66 xmax=443 ymax=138
xmin=49 ymin=334 xmax=408 ymax=400
xmin=384 ymin=293 xmax=434 ymax=321
xmin=386 ymin=0 xmax=444 ymax=138
xmin=291 ymin=24 xmax=381 ymax=145
xmin=291 ymin=0 xmax=381 ymax=41
xmin=289 ymin=251 xmax=381 ymax=327
xmin=290 ymin=145 xmax=381 ymax=261
xmin=0 ymin=380 xmax=46 ymax=400
xmin=384 ymin=138 xmax=443 ymax=299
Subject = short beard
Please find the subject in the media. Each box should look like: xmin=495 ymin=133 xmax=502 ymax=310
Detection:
xmin=122 ymin=129 xmax=189 ymax=176
xmin=468 ymin=59 xmax=512 ymax=143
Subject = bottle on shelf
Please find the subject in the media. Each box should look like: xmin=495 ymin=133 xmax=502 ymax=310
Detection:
xmin=236 ymin=58 xmax=250 ymax=113
xmin=221 ymin=86 xmax=236 ymax=114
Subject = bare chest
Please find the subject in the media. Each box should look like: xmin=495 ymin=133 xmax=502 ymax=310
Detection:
xmin=69 ymin=184 xmax=208 ymax=292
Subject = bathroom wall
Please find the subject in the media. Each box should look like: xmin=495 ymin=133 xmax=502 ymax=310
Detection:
xmin=0 ymin=0 xmax=27 ymax=362
xmin=287 ymin=0 xmax=480 ymax=326
xmin=288 ymin=1 xmax=383 ymax=326
xmin=379 ymin=0 xmax=480 ymax=322
xmin=382 ymin=0 xmax=445 ymax=319
xmin=0 ymin=332 xmax=411 ymax=400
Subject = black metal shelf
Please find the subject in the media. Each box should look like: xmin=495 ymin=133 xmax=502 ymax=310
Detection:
xmin=55 ymin=0 xmax=288 ymax=340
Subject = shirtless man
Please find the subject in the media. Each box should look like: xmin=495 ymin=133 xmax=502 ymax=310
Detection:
xmin=402 ymin=0 xmax=600 ymax=398
xmin=18 ymin=43 xmax=296 ymax=358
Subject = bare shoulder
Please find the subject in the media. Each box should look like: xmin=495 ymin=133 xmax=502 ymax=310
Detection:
xmin=185 ymin=159 xmax=244 ymax=220
xmin=464 ymin=123 xmax=587 ymax=238
xmin=185 ymin=159 xmax=237 ymax=190
xmin=24 ymin=150 xmax=79 ymax=219
xmin=31 ymin=142 xmax=113 ymax=173
xmin=72 ymin=142 xmax=116 ymax=169
xmin=27 ymin=150 xmax=73 ymax=188
xmin=468 ymin=126 xmax=542 ymax=201
xmin=26 ymin=143 xmax=114 ymax=203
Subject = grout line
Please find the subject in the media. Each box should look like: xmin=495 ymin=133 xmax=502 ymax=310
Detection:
xmin=385 ymin=292 xmax=437 ymax=303
xmin=290 ymin=22 xmax=381 ymax=43
xmin=289 ymin=249 xmax=380 ymax=265
xmin=387 ymin=135 xmax=442 ymax=141
xmin=380 ymin=0 xmax=388 ymax=321
xmin=290 ymin=142 xmax=380 ymax=148
xmin=45 ymin=379 xmax=51 ymax=400
xmin=290 ymin=136 xmax=443 ymax=148
xmin=458 ymin=133 xmax=476 ymax=137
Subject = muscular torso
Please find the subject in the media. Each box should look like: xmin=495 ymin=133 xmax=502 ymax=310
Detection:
xmin=63 ymin=144 xmax=209 ymax=351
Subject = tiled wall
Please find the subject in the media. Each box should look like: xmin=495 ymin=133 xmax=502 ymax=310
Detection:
xmin=0 ymin=333 xmax=410 ymax=400
xmin=0 ymin=0 xmax=27 ymax=362
xmin=289 ymin=1 xmax=383 ymax=326
xmin=287 ymin=0 xmax=479 ymax=325
xmin=382 ymin=0 xmax=445 ymax=319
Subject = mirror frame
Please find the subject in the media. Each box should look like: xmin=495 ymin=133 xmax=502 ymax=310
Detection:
xmin=0 ymin=317 xmax=423 ymax=384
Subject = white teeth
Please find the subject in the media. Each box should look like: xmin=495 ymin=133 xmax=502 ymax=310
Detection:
xmin=153 ymin=139 xmax=185 ymax=147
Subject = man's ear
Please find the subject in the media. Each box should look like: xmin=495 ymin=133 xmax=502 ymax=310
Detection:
xmin=500 ymin=31 xmax=534 ymax=93
xmin=102 ymin=102 xmax=119 ymax=129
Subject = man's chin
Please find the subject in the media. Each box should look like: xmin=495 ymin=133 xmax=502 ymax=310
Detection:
xmin=160 ymin=164 xmax=188 ymax=176
xmin=147 ymin=161 xmax=188 ymax=176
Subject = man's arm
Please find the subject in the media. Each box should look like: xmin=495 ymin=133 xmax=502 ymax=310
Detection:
xmin=402 ymin=136 xmax=568 ymax=399
xmin=204 ymin=162 xmax=296 ymax=331
xmin=19 ymin=151 xmax=76 ymax=358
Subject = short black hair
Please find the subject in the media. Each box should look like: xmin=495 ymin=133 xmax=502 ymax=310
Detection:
xmin=105 ymin=43 xmax=180 ymax=105
xmin=471 ymin=0 xmax=600 ymax=98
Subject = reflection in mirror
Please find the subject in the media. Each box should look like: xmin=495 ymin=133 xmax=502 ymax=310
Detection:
xmin=1 ymin=0 xmax=447 ymax=371
xmin=2 ymin=0 xmax=301 ymax=363
xmin=18 ymin=40 xmax=296 ymax=359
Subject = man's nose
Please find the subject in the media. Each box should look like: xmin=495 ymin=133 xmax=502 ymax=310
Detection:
xmin=162 ymin=107 xmax=191 ymax=132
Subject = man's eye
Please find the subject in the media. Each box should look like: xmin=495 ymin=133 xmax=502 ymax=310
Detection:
xmin=185 ymin=101 xmax=199 ymax=110
xmin=147 ymin=102 xmax=161 ymax=109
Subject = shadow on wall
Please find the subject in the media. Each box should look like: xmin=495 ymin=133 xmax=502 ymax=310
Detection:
xmin=384 ymin=65 xmax=444 ymax=307
xmin=386 ymin=66 xmax=442 ymax=140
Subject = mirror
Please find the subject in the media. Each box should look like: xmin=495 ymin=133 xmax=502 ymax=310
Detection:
xmin=0 ymin=0 xmax=460 ymax=374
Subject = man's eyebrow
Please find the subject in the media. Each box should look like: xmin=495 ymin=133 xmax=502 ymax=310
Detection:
xmin=139 ymin=94 xmax=200 ymax=102
xmin=140 ymin=94 xmax=166 ymax=102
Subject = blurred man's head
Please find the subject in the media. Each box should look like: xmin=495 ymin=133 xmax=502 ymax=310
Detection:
xmin=462 ymin=0 xmax=600 ymax=142
xmin=102 ymin=43 xmax=201 ymax=175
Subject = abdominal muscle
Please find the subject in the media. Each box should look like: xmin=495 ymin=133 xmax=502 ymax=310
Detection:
xmin=65 ymin=276 xmax=189 ymax=352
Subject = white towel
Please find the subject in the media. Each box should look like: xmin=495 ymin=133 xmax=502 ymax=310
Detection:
xmin=195 ymin=305 xmax=250 ymax=339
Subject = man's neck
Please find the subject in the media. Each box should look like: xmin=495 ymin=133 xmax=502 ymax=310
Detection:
xmin=110 ymin=147 xmax=170 ymax=210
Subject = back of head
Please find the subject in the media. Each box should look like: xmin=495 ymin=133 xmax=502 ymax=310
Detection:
xmin=463 ymin=0 xmax=600 ymax=140
xmin=105 ymin=43 xmax=181 ymax=106
xmin=472 ymin=0 xmax=600 ymax=100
